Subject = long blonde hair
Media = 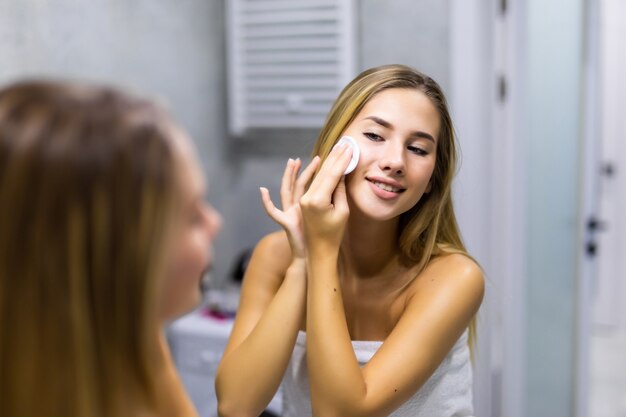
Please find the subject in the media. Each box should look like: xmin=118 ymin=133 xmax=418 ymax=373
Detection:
xmin=0 ymin=81 xmax=180 ymax=417
xmin=311 ymin=64 xmax=478 ymax=352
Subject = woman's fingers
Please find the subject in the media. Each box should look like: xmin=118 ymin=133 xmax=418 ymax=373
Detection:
xmin=260 ymin=187 xmax=286 ymax=227
xmin=279 ymin=158 xmax=296 ymax=209
xmin=294 ymin=156 xmax=320 ymax=200
xmin=290 ymin=158 xmax=302 ymax=192
xmin=332 ymin=176 xmax=349 ymax=213
xmin=306 ymin=143 xmax=353 ymax=202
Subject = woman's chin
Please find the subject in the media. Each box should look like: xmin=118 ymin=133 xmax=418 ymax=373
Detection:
xmin=160 ymin=290 xmax=203 ymax=323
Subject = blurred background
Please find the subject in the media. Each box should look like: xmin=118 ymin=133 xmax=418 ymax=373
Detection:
xmin=1 ymin=1 xmax=624 ymax=416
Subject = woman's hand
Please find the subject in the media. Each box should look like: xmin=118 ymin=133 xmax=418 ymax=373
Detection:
xmin=260 ymin=157 xmax=320 ymax=259
xmin=300 ymin=142 xmax=353 ymax=254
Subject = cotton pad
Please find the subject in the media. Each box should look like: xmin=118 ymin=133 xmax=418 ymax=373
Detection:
xmin=334 ymin=135 xmax=360 ymax=175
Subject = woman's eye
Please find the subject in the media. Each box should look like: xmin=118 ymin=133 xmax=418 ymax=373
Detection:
xmin=364 ymin=132 xmax=383 ymax=142
xmin=408 ymin=145 xmax=428 ymax=156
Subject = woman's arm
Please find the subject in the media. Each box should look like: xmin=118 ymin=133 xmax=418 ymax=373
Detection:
xmin=215 ymin=232 xmax=306 ymax=417
xmin=216 ymin=157 xmax=319 ymax=417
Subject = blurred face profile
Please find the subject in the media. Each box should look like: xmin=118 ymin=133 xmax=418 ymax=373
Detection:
xmin=159 ymin=129 xmax=222 ymax=321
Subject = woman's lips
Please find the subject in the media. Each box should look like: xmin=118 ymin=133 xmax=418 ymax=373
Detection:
xmin=367 ymin=178 xmax=405 ymax=200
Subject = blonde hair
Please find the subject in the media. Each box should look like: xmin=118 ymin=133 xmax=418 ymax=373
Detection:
xmin=0 ymin=81 xmax=180 ymax=417
xmin=312 ymin=64 xmax=478 ymax=353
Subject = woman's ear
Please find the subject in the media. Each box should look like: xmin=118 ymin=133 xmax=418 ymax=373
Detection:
xmin=425 ymin=181 xmax=432 ymax=194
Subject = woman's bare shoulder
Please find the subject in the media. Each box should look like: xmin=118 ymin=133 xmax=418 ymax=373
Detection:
xmin=256 ymin=230 xmax=291 ymax=253
xmin=251 ymin=230 xmax=292 ymax=272
xmin=409 ymin=252 xmax=484 ymax=304
xmin=430 ymin=252 xmax=482 ymax=276
xmin=243 ymin=230 xmax=292 ymax=291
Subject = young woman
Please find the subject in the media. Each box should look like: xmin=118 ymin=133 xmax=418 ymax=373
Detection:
xmin=216 ymin=64 xmax=484 ymax=417
xmin=0 ymin=81 xmax=221 ymax=417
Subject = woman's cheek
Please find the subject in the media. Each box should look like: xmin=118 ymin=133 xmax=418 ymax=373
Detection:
xmin=177 ymin=231 xmax=211 ymax=284
xmin=159 ymin=231 xmax=210 ymax=321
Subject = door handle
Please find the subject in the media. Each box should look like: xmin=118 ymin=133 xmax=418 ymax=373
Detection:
xmin=587 ymin=216 xmax=608 ymax=232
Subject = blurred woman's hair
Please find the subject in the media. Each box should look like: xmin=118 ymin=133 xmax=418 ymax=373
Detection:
xmin=311 ymin=64 xmax=478 ymax=353
xmin=0 ymin=81 xmax=182 ymax=417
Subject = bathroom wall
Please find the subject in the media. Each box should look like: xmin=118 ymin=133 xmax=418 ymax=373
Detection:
xmin=0 ymin=0 xmax=227 ymax=186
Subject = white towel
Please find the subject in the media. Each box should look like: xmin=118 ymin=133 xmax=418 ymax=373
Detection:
xmin=281 ymin=329 xmax=474 ymax=417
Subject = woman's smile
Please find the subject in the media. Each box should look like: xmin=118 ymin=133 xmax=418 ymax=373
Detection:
xmin=366 ymin=176 xmax=406 ymax=199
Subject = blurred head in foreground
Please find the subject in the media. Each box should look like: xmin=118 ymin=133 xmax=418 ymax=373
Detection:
xmin=0 ymin=81 xmax=221 ymax=417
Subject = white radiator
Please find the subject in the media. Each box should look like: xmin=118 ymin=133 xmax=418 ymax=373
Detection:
xmin=226 ymin=0 xmax=356 ymax=135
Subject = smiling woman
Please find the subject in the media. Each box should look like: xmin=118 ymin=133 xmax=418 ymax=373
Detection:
xmin=215 ymin=64 xmax=483 ymax=417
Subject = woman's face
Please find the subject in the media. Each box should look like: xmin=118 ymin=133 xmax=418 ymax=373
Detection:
xmin=341 ymin=88 xmax=440 ymax=222
xmin=159 ymin=130 xmax=222 ymax=322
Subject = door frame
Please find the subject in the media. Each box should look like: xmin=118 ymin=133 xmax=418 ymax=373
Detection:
xmin=574 ymin=0 xmax=601 ymax=415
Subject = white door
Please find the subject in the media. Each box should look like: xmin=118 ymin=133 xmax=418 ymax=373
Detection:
xmin=582 ymin=1 xmax=626 ymax=417
xmin=591 ymin=0 xmax=626 ymax=330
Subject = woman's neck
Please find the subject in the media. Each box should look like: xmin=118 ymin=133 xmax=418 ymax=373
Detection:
xmin=152 ymin=326 xmax=199 ymax=416
xmin=341 ymin=209 xmax=401 ymax=280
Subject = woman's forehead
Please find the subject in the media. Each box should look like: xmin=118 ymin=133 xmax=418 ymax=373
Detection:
xmin=356 ymin=88 xmax=440 ymax=138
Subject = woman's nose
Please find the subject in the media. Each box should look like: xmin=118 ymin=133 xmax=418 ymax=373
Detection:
xmin=206 ymin=204 xmax=222 ymax=239
xmin=378 ymin=142 xmax=405 ymax=175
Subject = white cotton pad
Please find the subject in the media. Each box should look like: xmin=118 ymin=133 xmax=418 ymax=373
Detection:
xmin=335 ymin=135 xmax=360 ymax=175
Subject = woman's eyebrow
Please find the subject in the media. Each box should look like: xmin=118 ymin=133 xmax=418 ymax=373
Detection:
xmin=364 ymin=115 xmax=392 ymax=129
xmin=363 ymin=115 xmax=435 ymax=143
